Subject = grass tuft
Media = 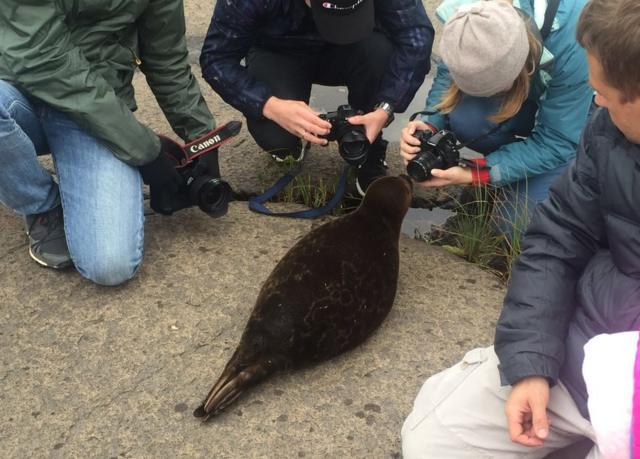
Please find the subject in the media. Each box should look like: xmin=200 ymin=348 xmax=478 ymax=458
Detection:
xmin=427 ymin=184 xmax=529 ymax=281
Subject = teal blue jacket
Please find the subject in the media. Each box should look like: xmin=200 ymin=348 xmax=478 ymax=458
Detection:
xmin=425 ymin=0 xmax=592 ymax=186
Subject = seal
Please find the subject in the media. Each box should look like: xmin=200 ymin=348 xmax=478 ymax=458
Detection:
xmin=193 ymin=175 xmax=413 ymax=421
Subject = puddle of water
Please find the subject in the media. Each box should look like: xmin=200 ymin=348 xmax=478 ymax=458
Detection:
xmin=401 ymin=207 xmax=453 ymax=238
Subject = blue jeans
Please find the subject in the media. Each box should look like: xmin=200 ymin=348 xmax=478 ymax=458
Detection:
xmin=0 ymin=80 xmax=144 ymax=286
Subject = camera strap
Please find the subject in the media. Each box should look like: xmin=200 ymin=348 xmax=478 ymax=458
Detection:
xmin=249 ymin=148 xmax=350 ymax=219
xmin=171 ymin=121 xmax=243 ymax=168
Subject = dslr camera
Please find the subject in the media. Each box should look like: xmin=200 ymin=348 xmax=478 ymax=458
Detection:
xmin=320 ymin=104 xmax=370 ymax=166
xmin=178 ymin=155 xmax=233 ymax=219
xmin=406 ymin=129 xmax=460 ymax=182
xmin=166 ymin=121 xmax=241 ymax=218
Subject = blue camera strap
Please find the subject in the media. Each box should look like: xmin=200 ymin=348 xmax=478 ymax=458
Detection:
xmin=248 ymin=164 xmax=350 ymax=219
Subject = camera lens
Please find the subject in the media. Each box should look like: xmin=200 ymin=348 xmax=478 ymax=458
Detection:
xmin=406 ymin=130 xmax=460 ymax=182
xmin=340 ymin=139 xmax=368 ymax=166
xmin=338 ymin=128 xmax=369 ymax=166
xmin=189 ymin=175 xmax=232 ymax=218
xmin=406 ymin=151 xmax=446 ymax=182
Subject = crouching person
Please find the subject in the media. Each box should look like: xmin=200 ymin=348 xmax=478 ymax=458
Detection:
xmin=0 ymin=0 xmax=215 ymax=285
xmin=402 ymin=0 xmax=640 ymax=456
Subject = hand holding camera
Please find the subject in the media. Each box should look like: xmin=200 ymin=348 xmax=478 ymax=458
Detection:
xmin=400 ymin=120 xmax=438 ymax=162
xmin=320 ymin=104 xmax=370 ymax=166
xmin=263 ymin=96 xmax=331 ymax=145
xmin=401 ymin=119 xmax=488 ymax=186
xmin=406 ymin=129 xmax=461 ymax=182
xmin=140 ymin=121 xmax=241 ymax=217
xmin=139 ymin=139 xmax=191 ymax=215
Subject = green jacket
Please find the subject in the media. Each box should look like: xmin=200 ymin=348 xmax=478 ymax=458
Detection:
xmin=0 ymin=0 xmax=214 ymax=165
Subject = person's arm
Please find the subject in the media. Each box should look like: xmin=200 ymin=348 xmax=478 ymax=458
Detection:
xmin=137 ymin=0 xmax=215 ymax=141
xmin=373 ymin=0 xmax=434 ymax=113
xmin=199 ymin=0 xmax=273 ymax=119
xmin=199 ymin=1 xmax=331 ymax=144
xmin=483 ymin=67 xmax=593 ymax=186
xmin=420 ymin=61 xmax=451 ymax=130
xmin=0 ymin=0 xmax=160 ymax=165
xmin=495 ymin=110 xmax=607 ymax=388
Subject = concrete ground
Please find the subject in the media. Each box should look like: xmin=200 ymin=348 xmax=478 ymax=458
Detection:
xmin=0 ymin=1 xmax=589 ymax=458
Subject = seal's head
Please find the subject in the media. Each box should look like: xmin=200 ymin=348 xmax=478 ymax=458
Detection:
xmin=359 ymin=175 xmax=413 ymax=223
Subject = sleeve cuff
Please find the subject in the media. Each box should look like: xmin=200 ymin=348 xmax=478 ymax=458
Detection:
xmin=469 ymin=158 xmax=491 ymax=185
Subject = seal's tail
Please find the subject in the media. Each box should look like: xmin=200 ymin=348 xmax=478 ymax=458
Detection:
xmin=193 ymin=358 xmax=274 ymax=421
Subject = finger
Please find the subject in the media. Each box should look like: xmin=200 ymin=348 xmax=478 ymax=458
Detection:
xmin=506 ymin=407 xmax=545 ymax=447
xmin=505 ymin=404 xmax=524 ymax=443
xmin=530 ymin=398 xmax=550 ymax=440
xmin=429 ymin=169 xmax=449 ymax=179
xmin=347 ymin=115 xmax=364 ymax=125
xmin=411 ymin=120 xmax=430 ymax=131
xmin=417 ymin=177 xmax=448 ymax=188
xmin=301 ymin=130 xmax=328 ymax=145
xmin=299 ymin=119 xmax=330 ymax=138
xmin=512 ymin=433 xmax=545 ymax=447
xmin=400 ymin=149 xmax=419 ymax=161
xmin=401 ymin=129 xmax=421 ymax=147
xmin=301 ymin=110 xmax=332 ymax=130
xmin=365 ymin=127 xmax=379 ymax=145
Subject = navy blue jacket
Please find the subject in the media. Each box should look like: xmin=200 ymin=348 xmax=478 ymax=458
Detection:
xmin=200 ymin=0 xmax=434 ymax=119
xmin=495 ymin=108 xmax=640 ymax=418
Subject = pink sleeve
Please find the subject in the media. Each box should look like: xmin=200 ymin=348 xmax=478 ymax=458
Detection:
xmin=632 ymin=332 xmax=640 ymax=458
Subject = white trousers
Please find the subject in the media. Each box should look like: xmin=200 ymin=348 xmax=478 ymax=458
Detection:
xmin=401 ymin=346 xmax=600 ymax=459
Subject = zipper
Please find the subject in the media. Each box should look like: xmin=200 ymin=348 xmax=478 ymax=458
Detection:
xmin=129 ymin=48 xmax=142 ymax=67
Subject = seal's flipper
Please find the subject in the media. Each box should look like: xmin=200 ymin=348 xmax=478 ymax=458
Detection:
xmin=194 ymin=360 xmax=274 ymax=421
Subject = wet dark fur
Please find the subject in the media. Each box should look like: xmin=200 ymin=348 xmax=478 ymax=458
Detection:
xmin=194 ymin=176 xmax=413 ymax=421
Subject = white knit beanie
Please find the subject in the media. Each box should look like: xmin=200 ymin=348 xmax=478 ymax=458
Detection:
xmin=439 ymin=0 xmax=530 ymax=97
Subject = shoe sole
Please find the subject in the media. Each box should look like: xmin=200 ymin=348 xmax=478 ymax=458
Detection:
xmin=29 ymin=246 xmax=73 ymax=270
xmin=355 ymin=179 xmax=366 ymax=197
xmin=270 ymin=144 xmax=307 ymax=163
xmin=356 ymin=160 xmax=388 ymax=198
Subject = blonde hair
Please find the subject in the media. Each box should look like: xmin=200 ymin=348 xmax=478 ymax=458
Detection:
xmin=436 ymin=28 xmax=542 ymax=124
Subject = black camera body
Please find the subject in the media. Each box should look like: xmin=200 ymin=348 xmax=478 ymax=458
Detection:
xmin=406 ymin=129 xmax=460 ymax=182
xmin=320 ymin=104 xmax=370 ymax=166
xmin=169 ymin=121 xmax=241 ymax=218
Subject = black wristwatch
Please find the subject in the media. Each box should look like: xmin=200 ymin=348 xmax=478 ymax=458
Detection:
xmin=374 ymin=101 xmax=395 ymax=127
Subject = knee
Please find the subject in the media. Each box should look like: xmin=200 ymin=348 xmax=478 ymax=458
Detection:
xmin=75 ymin=250 xmax=142 ymax=287
xmin=246 ymin=117 xmax=300 ymax=153
xmin=401 ymin=417 xmax=433 ymax=459
xmin=352 ymin=32 xmax=393 ymax=76
xmin=401 ymin=385 xmax=442 ymax=459
xmin=0 ymin=81 xmax=24 ymax=120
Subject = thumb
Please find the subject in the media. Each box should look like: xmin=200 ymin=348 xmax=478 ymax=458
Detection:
xmin=347 ymin=115 xmax=364 ymax=125
xmin=430 ymin=168 xmax=445 ymax=178
xmin=530 ymin=398 xmax=549 ymax=439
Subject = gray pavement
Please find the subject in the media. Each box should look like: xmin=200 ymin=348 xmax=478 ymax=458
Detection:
xmin=1 ymin=203 xmax=504 ymax=458
xmin=0 ymin=1 xmax=510 ymax=457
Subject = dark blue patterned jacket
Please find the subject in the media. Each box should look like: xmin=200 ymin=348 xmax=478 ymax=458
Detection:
xmin=200 ymin=0 xmax=434 ymax=119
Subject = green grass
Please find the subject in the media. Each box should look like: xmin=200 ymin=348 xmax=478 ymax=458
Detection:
xmin=262 ymin=154 xmax=530 ymax=280
xmin=427 ymin=184 xmax=529 ymax=281
xmin=266 ymin=156 xmax=349 ymax=216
